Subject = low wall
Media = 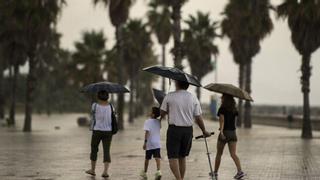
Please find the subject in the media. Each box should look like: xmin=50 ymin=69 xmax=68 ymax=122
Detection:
xmin=252 ymin=114 xmax=320 ymax=131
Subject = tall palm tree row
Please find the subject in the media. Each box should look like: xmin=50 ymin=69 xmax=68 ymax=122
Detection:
xmin=221 ymin=0 xmax=273 ymax=128
xmin=157 ymin=0 xmax=187 ymax=70
xmin=183 ymin=11 xmax=219 ymax=101
xmin=147 ymin=0 xmax=171 ymax=91
xmin=93 ymin=0 xmax=133 ymax=130
xmin=277 ymin=0 xmax=320 ymax=139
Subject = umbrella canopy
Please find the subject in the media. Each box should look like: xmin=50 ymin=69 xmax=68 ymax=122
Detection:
xmin=143 ymin=65 xmax=202 ymax=87
xmin=204 ymin=83 xmax=253 ymax=101
xmin=81 ymin=81 xmax=130 ymax=93
xmin=152 ymin=88 xmax=166 ymax=105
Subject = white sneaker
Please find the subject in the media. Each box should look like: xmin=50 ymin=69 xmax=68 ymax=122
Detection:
xmin=140 ymin=170 xmax=148 ymax=180
xmin=155 ymin=170 xmax=162 ymax=180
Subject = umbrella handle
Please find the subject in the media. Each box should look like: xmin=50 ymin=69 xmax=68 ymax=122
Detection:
xmin=195 ymin=132 xmax=215 ymax=139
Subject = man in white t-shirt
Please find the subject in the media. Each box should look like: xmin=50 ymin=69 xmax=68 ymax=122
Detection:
xmin=140 ymin=107 xmax=162 ymax=180
xmin=160 ymin=80 xmax=211 ymax=180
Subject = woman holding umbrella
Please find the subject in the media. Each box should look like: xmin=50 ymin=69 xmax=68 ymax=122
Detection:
xmin=213 ymin=94 xmax=244 ymax=179
xmin=82 ymin=82 xmax=129 ymax=178
xmin=85 ymin=90 xmax=114 ymax=178
xmin=204 ymin=83 xmax=252 ymax=180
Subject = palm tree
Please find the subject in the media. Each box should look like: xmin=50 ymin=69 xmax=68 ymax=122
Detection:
xmin=183 ymin=11 xmax=219 ymax=101
xmin=0 ymin=1 xmax=28 ymax=125
xmin=93 ymin=0 xmax=132 ymax=130
xmin=122 ymin=19 xmax=154 ymax=122
xmin=157 ymin=0 xmax=187 ymax=69
xmin=277 ymin=0 xmax=320 ymax=139
xmin=71 ymin=30 xmax=107 ymax=87
xmin=147 ymin=0 xmax=171 ymax=91
xmin=22 ymin=0 xmax=65 ymax=132
xmin=221 ymin=0 xmax=273 ymax=128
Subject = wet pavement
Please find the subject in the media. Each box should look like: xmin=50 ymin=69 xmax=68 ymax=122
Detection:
xmin=1 ymin=113 xmax=320 ymax=180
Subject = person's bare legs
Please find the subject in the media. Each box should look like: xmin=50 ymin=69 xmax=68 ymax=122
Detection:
xmin=102 ymin=162 xmax=110 ymax=175
xmin=228 ymin=142 xmax=242 ymax=172
xmin=144 ymin=159 xmax=149 ymax=172
xmin=169 ymin=159 xmax=182 ymax=180
xmin=86 ymin=161 xmax=96 ymax=175
xmin=155 ymin=158 xmax=161 ymax=171
xmin=214 ymin=140 xmax=226 ymax=173
xmin=178 ymin=157 xmax=186 ymax=179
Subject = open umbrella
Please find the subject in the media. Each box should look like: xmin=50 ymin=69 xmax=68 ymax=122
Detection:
xmin=204 ymin=83 xmax=253 ymax=101
xmin=81 ymin=81 xmax=130 ymax=93
xmin=143 ymin=65 xmax=202 ymax=87
xmin=152 ymin=88 xmax=166 ymax=106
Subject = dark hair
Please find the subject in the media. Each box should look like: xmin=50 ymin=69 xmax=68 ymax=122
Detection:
xmin=152 ymin=107 xmax=160 ymax=118
xmin=221 ymin=94 xmax=237 ymax=112
xmin=97 ymin=91 xmax=109 ymax=101
xmin=176 ymin=80 xmax=189 ymax=90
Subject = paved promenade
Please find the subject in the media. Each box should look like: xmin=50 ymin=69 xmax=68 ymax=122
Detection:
xmin=0 ymin=114 xmax=320 ymax=180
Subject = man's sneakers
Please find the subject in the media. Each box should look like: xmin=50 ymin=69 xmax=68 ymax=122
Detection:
xmin=234 ymin=171 xmax=245 ymax=179
xmin=140 ymin=170 xmax=147 ymax=180
xmin=155 ymin=170 xmax=162 ymax=180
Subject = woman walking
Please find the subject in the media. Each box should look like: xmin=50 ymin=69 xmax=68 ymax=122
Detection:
xmin=213 ymin=94 xmax=245 ymax=180
xmin=86 ymin=90 xmax=114 ymax=178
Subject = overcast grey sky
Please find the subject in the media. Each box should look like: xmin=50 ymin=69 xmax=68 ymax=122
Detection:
xmin=57 ymin=0 xmax=320 ymax=106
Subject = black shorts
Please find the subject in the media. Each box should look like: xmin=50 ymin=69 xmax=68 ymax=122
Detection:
xmin=218 ymin=130 xmax=238 ymax=143
xmin=145 ymin=148 xmax=161 ymax=160
xmin=166 ymin=125 xmax=193 ymax=159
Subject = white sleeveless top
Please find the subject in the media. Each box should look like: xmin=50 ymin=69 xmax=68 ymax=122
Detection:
xmin=92 ymin=103 xmax=112 ymax=131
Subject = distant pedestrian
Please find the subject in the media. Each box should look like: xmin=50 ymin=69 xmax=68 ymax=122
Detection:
xmin=160 ymin=80 xmax=211 ymax=180
xmin=213 ymin=94 xmax=245 ymax=179
xmin=140 ymin=107 xmax=162 ymax=180
xmin=86 ymin=90 xmax=115 ymax=178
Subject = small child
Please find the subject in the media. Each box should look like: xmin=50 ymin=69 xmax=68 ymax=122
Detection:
xmin=140 ymin=107 xmax=162 ymax=180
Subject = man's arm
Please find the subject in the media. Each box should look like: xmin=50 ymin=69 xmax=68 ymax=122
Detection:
xmin=195 ymin=115 xmax=211 ymax=137
xmin=143 ymin=131 xmax=150 ymax=150
xmin=160 ymin=110 xmax=167 ymax=121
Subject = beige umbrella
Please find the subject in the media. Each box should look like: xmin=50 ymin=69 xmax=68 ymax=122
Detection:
xmin=204 ymin=83 xmax=253 ymax=101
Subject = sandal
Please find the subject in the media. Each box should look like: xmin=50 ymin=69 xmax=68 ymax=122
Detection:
xmin=102 ymin=173 xmax=109 ymax=178
xmin=85 ymin=169 xmax=96 ymax=176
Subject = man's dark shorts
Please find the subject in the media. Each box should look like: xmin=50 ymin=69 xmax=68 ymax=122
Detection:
xmin=166 ymin=125 xmax=193 ymax=159
xmin=145 ymin=148 xmax=161 ymax=160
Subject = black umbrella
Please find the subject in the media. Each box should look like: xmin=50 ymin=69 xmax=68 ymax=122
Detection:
xmin=152 ymin=88 xmax=166 ymax=105
xmin=81 ymin=81 xmax=130 ymax=93
xmin=143 ymin=65 xmax=202 ymax=87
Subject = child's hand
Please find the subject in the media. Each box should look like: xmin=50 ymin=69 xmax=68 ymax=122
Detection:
xmin=143 ymin=143 xmax=146 ymax=150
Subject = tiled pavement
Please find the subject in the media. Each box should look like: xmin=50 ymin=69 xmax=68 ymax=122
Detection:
xmin=0 ymin=114 xmax=320 ymax=180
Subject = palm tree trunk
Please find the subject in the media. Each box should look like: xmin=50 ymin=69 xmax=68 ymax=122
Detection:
xmin=134 ymin=74 xmax=142 ymax=117
xmin=244 ymin=60 xmax=252 ymax=128
xmin=116 ymin=25 xmax=125 ymax=130
xmin=23 ymin=54 xmax=36 ymax=132
xmin=161 ymin=44 xmax=166 ymax=92
xmin=128 ymin=75 xmax=135 ymax=123
xmin=8 ymin=64 xmax=19 ymax=126
xmin=301 ymin=53 xmax=312 ymax=139
xmin=172 ymin=1 xmax=183 ymax=70
xmin=0 ymin=62 xmax=4 ymax=120
xmin=237 ymin=63 xmax=245 ymax=127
